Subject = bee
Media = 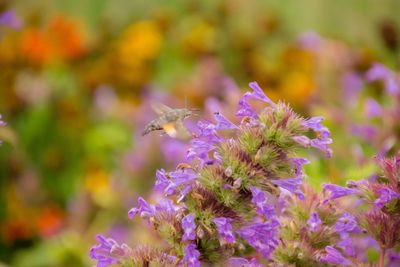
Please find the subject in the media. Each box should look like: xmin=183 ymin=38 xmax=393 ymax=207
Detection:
xmin=141 ymin=103 xmax=195 ymax=139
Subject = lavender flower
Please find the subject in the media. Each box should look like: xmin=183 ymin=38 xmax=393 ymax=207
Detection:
xmin=236 ymin=99 xmax=257 ymax=118
xmin=374 ymin=188 xmax=399 ymax=208
xmin=182 ymin=244 xmax=200 ymax=267
xmin=322 ymin=184 xmax=357 ymax=203
xmin=213 ymin=217 xmax=236 ymax=244
xmin=249 ymin=186 xmax=275 ymax=218
xmin=244 ymin=82 xmax=277 ymax=108
xmin=90 ymin=234 xmax=128 ymax=267
xmin=154 ymin=168 xmax=197 ymax=199
xmin=213 ymin=112 xmax=238 ymax=130
xmin=228 ymin=257 xmax=263 ymax=267
xmin=320 ymin=246 xmax=351 ymax=266
xmin=307 ymin=212 xmax=321 ymax=232
xmin=182 ymin=214 xmax=196 ymax=241
xmin=128 ymin=197 xmax=156 ymax=220
xmin=237 ymin=221 xmax=279 ymax=259
xmin=334 ymin=212 xmax=360 ymax=233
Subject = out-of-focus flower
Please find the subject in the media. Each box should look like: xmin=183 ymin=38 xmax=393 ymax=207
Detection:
xmin=19 ymin=15 xmax=86 ymax=65
xmin=0 ymin=9 xmax=22 ymax=30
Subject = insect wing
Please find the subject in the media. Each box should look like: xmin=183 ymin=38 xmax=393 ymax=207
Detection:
xmin=151 ymin=102 xmax=173 ymax=115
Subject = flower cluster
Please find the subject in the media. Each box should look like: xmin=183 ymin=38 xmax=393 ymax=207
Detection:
xmin=90 ymin=81 xmax=333 ymax=266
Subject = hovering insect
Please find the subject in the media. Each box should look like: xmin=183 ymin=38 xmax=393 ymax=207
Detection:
xmin=141 ymin=103 xmax=196 ymax=139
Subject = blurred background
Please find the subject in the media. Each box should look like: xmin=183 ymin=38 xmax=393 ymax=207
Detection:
xmin=0 ymin=0 xmax=399 ymax=266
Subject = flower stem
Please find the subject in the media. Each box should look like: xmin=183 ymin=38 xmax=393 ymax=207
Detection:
xmin=379 ymin=247 xmax=386 ymax=267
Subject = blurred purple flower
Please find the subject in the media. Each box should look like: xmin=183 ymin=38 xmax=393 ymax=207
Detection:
xmin=297 ymin=31 xmax=322 ymax=51
xmin=320 ymin=246 xmax=351 ymax=266
xmin=182 ymin=244 xmax=200 ymax=267
xmin=237 ymin=221 xmax=279 ymax=258
xmin=374 ymin=187 xmax=399 ymax=208
xmin=249 ymin=186 xmax=275 ymax=218
xmin=0 ymin=9 xmax=22 ymax=30
xmin=351 ymin=124 xmax=378 ymax=142
xmin=182 ymin=214 xmax=196 ymax=241
xmin=272 ymin=178 xmax=302 ymax=195
xmin=366 ymin=63 xmax=399 ymax=96
xmin=322 ymin=184 xmax=357 ymax=203
xmin=337 ymin=234 xmax=356 ymax=257
xmin=342 ymin=72 xmax=363 ymax=104
xmin=213 ymin=217 xmax=236 ymax=244
xmin=292 ymin=135 xmax=311 ymax=147
xmin=364 ymin=98 xmax=382 ymax=118
xmin=307 ymin=212 xmax=321 ymax=232
xmin=290 ymin=157 xmax=310 ymax=178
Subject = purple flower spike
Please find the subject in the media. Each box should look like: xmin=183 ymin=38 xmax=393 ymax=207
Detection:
xmin=213 ymin=217 xmax=236 ymax=244
xmin=237 ymin=221 xmax=279 ymax=259
xmin=213 ymin=112 xmax=238 ymax=130
xmin=249 ymin=186 xmax=275 ymax=218
xmin=374 ymin=187 xmax=399 ymax=208
xmin=245 ymin=82 xmax=277 ymax=108
xmin=90 ymin=234 xmax=124 ymax=267
xmin=182 ymin=244 xmax=201 ymax=267
xmin=320 ymin=246 xmax=351 ymax=266
xmin=0 ymin=9 xmax=23 ymax=30
xmin=322 ymin=184 xmax=357 ymax=204
xmin=307 ymin=212 xmax=322 ymax=232
xmin=182 ymin=214 xmax=196 ymax=241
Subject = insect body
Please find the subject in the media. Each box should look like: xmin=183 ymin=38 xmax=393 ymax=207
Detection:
xmin=141 ymin=103 xmax=193 ymax=139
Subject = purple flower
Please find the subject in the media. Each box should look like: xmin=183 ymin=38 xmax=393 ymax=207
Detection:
xmin=0 ymin=114 xmax=5 ymax=126
xmin=290 ymin=157 xmax=310 ymax=178
xmin=154 ymin=169 xmax=197 ymax=198
xmin=307 ymin=212 xmax=321 ymax=232
xmin=249 ymin=186 xmax=275 ymax=218
xmin=292 ymin=135 xmax=311 ymax=147
xmin=320 ymin=246 xmax=351 ymax=266
xmin=351 ymin=124 xmax=378 ymax=142
xmin=322 ymin=184 xmax=357 ymax=204
xmin=90 ymin=234 xmax=129 ymax=267
xmin=366 ymin=63 xmax=399 ymax=96
xmin=374 ymin=187 xmax=399 ymax=208
xmin=213 ymin=217 xmax=236 ymax=244
xmin=213 ymin=112 xmax=238 ymax=130
xmin=334 ymin=212 xmax=360 ymax=233
xmin=342 ymin=72 xmax=363 ymax=103
xmin=244 ymin=82 xmax=277 ymax=108
xmin=128 ymin=197 xmax=156 ymax=220
xmin=182 ymin=214 xmax=196 ymax=241
xmin=228 ymin=257 xmax=263 ymax=267
xmin=297 ymin=31 xmax=322 ymax=51
xmin=271 ymin=178 xmax=302 ymax=194
xmin=0 ymin=9 xmax=23 ymax=30
xmin=310 ymin=137 xmax=333 ymax=158
xmin=337 ymin=234 xmax=356 ymax=257
xmin=237 ymin=221 xmax=279 ymax=259
xmin=182 ymin=244 xmax=201 ymax=267
xmin=236 ymin=99 xmax=257 ymax=118
xmin=364 ymin=98 xmax=382 ymax=118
